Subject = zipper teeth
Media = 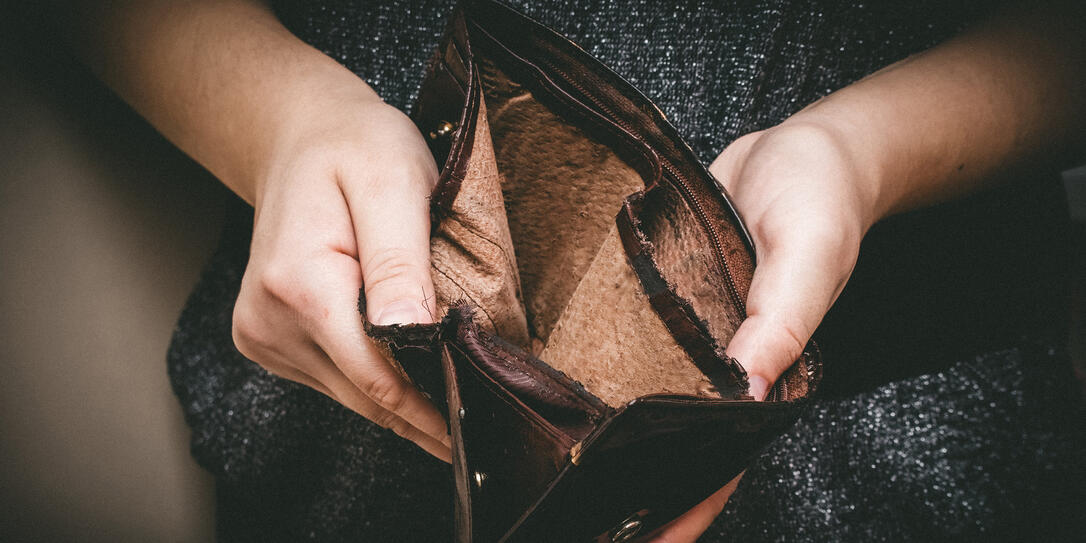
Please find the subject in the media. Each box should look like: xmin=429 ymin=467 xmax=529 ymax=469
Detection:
xmin=658 ymin=161 xmax=746 ymax=316
xmin=545 ymin=65 xmax=746 ymax=316
xmin=773 ymin=374 xmax=788 ymax=402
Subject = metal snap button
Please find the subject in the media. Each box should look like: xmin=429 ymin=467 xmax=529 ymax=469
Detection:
xmin=429 ymin=120 xmax=458 ymax=140
xmin=472 ymin=471 xmax=487 ymax=488
xmin=611 ymin=518 xmax=642 ymax=542
xmin=609 ymin=511 xmax=648 ymax=543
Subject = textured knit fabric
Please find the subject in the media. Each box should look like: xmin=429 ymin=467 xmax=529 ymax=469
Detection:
xmin=167 ymin=1 xmax=1085 ymax=541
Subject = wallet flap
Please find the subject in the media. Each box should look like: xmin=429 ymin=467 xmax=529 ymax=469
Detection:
xmin=502 ymin=392 xmax=813 ymax=542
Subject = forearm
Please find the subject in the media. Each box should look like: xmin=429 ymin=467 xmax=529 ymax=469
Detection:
xmin=790 ymin=1 xmax=1086 ymax=226
xmin=74 ymin=0 xmax=381 ymax=203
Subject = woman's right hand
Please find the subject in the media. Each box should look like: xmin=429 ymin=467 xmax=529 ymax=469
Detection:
xmin=74 ymin=0 xmax=453 ymax=461
xmin=230 ymin=95 xmax=451 ymax=461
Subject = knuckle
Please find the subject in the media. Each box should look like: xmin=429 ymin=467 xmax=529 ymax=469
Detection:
xmin=360 ymin=374 xmax=410 ymax=414
xmin=362 ymin=249 xmax=424 ymax=294
xmin=801 ymin=214 xmax=853 ymax=247
xmin=384 ymin=417 xmax=418 ymax=441
xmin=256 ymin=262 xmax=332 ymax=321
xmin=348 ymin=163 xmax=431 ymax=201
xmin=257 ymin=262 xmax=303 ymax=306
xmin=368 ymin=408 xmax=399 ymax=431
xmin=770 ymin=316 xmax=809 ymax=364
xmin=351 ymin=166 xmax=399 ymax=193
xmin=231 ymin=304 xmax=269 ymax=359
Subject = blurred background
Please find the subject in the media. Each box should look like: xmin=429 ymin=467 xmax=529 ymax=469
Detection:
xmin=0 ymin=12 xmax=224 ymax=542
xmin=1 ymin=7 xmax=1084 ymax=543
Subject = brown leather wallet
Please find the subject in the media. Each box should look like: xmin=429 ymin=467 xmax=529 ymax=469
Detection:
xmin=363 ymin=1 xmax=822 ymax=541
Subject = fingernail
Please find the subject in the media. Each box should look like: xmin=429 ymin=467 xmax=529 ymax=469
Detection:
xmin=375 ymin=300 xmax=428 ymax=325
xmin=748 ymin=375 xmax=770 ymax=401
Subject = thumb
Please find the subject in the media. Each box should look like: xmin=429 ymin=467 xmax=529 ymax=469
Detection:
xmin=346 ymin=167 xmax=437 ymax=326
xmin=726 ymin=230 xmax=850 ymax=400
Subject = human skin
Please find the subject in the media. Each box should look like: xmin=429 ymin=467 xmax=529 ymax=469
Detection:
xmin=652 ymin=2 xmax=1085 ymax=540
xmin=73 ymin=0 xmax=1084 ymax=540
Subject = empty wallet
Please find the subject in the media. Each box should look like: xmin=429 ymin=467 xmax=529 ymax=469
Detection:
xmin=363 ymin=1 xmax=823 ymax=541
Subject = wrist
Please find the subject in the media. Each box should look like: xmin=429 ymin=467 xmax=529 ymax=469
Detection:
xmin=751 ymin=107 xmax=887 ymax=235
xmin=251 ymin=85 xmax=436 ymax=218
xmin=782 ymin=105 xmax=897 ymax=231
xmin=238 ymin=61 xmax=388 ymax=206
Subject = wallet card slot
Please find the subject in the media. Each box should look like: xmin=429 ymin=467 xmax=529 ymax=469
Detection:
xmin=617 ymin=192 xmax=751 ymax=399
xmin=428 ymin=89 xmax=532 ymax=347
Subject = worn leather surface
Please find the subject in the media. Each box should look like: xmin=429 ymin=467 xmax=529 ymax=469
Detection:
xmin=539 ymin=225 xmax=719 ymax=406
xmin=365 ymin=1 xmax=824 ymax=541
xmin=431 ymin=93 xmax=530 ymax=346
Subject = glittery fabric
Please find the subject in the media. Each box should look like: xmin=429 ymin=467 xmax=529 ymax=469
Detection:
xmin=167 ymin=1 xmax=1085 ymax=541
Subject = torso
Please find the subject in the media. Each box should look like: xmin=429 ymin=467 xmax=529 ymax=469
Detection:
xmin=168 ymin=3 xmax=1081 ymax=541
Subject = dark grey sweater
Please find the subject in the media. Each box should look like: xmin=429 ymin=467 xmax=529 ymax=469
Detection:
xmin=167 ymin=1 xmax=1085 ymax=541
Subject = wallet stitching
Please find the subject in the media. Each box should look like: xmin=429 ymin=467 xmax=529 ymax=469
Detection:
xmin=465 ymin=326 xmax=601 ymax=422
xmin=476 ymin=332 xmax=602 ymax=418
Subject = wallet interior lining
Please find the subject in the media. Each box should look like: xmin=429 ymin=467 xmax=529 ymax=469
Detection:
xmin=535 ymin=226 xmax=722 ymax=406
xmin=428 ymin=53 xmax=737 ymax=408
xmin=478 ymin=56 xmax=646 ymax=344
xmin=426 ymin=49 xmax=806 ymax=408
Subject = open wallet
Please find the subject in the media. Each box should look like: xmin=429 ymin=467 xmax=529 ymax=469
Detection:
xmin=362 ymin=1 xmax=823 ymax=541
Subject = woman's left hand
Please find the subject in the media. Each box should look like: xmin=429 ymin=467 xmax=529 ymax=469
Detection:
xmin=645 ymin=119 xmax=880 ymax=541
xmin=647 ymin=1 xmax=1086 ymax=538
